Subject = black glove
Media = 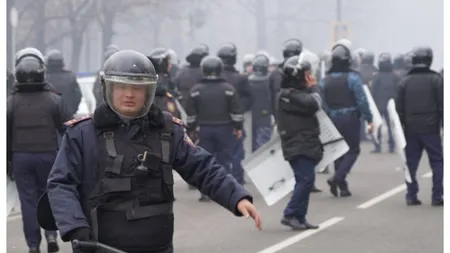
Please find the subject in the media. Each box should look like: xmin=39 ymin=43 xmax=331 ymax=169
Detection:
xmin=69 ymin=227 xmax=95 ymax=253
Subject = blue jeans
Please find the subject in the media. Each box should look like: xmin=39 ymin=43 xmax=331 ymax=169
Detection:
xmin=283 ymin=156 xmax=316 ymax=221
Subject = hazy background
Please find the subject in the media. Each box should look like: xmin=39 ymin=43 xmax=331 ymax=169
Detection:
xmin=6 ymin=0 xmax=444 ymax=73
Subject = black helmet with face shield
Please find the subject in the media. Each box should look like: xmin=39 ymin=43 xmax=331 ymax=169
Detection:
xmin=99 ymin=50 xmax=158 ymax=119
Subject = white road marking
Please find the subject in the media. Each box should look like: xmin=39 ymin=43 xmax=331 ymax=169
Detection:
xmin=255 ymin=217 xmax=345 ymax=253
xmin=357 ymin=185 xmax=406 ymax=209
xmin=357 ymin=172 xmax=432 ymax=209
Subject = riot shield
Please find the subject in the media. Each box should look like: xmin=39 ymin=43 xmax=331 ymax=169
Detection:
xmin=386 ymin=99 xmax=412 ymax=183
xmin=243 ymin=109 xmax=349 ymax=206
xmin=362 ymin=85 xmax=383 ymax=144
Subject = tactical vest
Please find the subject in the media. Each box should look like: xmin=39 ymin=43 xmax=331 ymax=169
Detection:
xmin=89 ymin=112 xmax=175 ymax=251
xmin=322 ymin=73 xmax=357 ymax=110
xmin=248 ymin=74 xmax=272 ymax=126
xmin=11 ymin=92 xmax=59 ymax=152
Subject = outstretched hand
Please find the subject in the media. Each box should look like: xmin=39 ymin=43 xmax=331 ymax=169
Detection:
xmin=237 ymin=199 xmax=262 ymax=230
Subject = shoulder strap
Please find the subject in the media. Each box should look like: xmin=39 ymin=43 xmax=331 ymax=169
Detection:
xmin=160 ymin=112 xmax=174 ymax=187
xmin=64 ymin=116 xmax=92 ymax=127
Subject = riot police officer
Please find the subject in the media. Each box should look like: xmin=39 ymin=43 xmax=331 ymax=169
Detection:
xmin=277 ymin=54 xmax=322 ymax=230
xmin=7 ymin=47 xmax=71 ymax=253
xmin=359 ymin=50 xmax=378 ymax=87
xmin=243 ymin=53 xmax=255 ymax=75
xmin=186 ymin=55 xmax=244 ymax=201
xmin=45 ymin=49 xmax=82 ymax=117
xmin=149 ymin=48 xmax=176 ymax=92
xmin=148 ymin=48 xmax=182 ymax=119
xmin=148 ymin=47 xmax=178 ymax=94
xmin=217 ymin=43 xmax=253 ymax=184
xmin=319 ymin=44 xmax=373 ymax=197
xmin=93 ymin=44 xmax=120 ymax=106
xmin=248 ymin=53 xmax=273 ymax=151
xmin=41 ymin=50 xmax=261 ymax=253
xmin=271 ymin=39 xmax=304 ymax=117
xmin=393 ymin=53 xmax=410 ymax=78
xmin=172 ymin=44 xmax=209 ymax=109
xmin=371 ymin=53 xmax=399 ymax=153
xmin=395 ymin=46 xmax=443 ymax=206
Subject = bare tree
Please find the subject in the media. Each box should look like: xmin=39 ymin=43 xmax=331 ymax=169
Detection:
xmin=96 ymin=0 xmax=153 ymax=56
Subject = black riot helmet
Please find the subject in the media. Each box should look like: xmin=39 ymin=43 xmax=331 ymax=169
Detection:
xmin=186 ymin=44 xmax=209 ymax=65
xmin=200 ymin=56 xmax=224 ymax=80
xmin=104 ymin=44 xmax=120 ymax=62
xmin=252 ymin=54 xmax=270 ymax=75
xmin=217 ymin=43 xmax=237 ymax=66
xmin=378 ymin=52 xmax=393 ymax=71
xmin=411 ymin=46 xmax=433 ymax=68
xmin=282 ymin=53 xmax=311 ymax=80
xmin=99 ymin=50 xmax=158 ymax=119
xmin=281 ymin=53 xmax=311 ymax=89
xmin=14 ymin=47 xmax=47 ymax=87
xmin=148 ymin=47 xmax=170 ymax=74
xmin=282 ymin=39 xmax=303 ymax=59
xmin=393 ymin=54 xmax=406 ymax=70
xmin=330 ymin=44 xmax=351 ymax=70
xmin=45 ymin=49 xmax=65 ymax=68
xmin=361 ymin=51 xmax=375 ymax=65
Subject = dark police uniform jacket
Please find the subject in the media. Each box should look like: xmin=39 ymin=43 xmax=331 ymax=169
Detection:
xmin=395 ymin=67 xmax=443 ymax=134
xmin=46 ymin=104 xmax=252 ymax=251
xmin=276 ymin=85 xmax=323 ymax=162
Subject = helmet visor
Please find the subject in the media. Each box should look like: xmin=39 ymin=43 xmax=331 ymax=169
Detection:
xmin=103 ymin=74 xmax=158 ymax=119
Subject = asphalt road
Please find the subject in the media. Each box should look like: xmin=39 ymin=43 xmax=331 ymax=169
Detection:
xmin=7 ymin=142 xmax=443 ymax=253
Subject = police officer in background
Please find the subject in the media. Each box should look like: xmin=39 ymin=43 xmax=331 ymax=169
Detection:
xmin=320 ymin=44 xmax=373 ymax=197
xmin=393 ymin=54 xmax=408 ymax=78
xmin=217 ymin=43 xmax=253 ymax=185
xmin=172 ymin=44 xmax=209 ymax=109
xmin=395 ymin=46 xmax=443 ymax=206
xmin=7 ymin=48 xmax=71 ymax=253
xmin=359 ymin=50 xmax=378 ymax=87
xmin=93 ymin=44 xmax=120 ymax=106
xmin=186 ymin=56 xmax=244 ymax=201
xmin=248 ymin=53 xmax=273 ymax=151
xmin=371 ymin=53 xmax=399 ymax=153
xmin=277 ymin=54 xmax=322 ymax=230
xmin=271 ymin=39 xmax=303 ymax=117
xmin=148 ymin=48 xmax=182 ymax=119
xmin=243 ymin=54 xmax=255 ymax=75
xmin=43 ymin=50 xmax=261 ymax=253
xmin=45 ymin=49 xmax=82 ymax=117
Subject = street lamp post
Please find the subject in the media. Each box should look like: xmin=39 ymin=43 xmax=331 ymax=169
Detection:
xmin=10 ymin=7 xmax=18 ymax=72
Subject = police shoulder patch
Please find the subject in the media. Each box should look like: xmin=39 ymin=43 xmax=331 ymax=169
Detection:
xmin=172 ymin=117 xmax=184 ymax=126
xmin=64 ymin=116 xmax=91 ymax=127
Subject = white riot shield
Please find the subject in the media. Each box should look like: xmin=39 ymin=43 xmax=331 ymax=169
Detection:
xmin=387 ymin=99 xmax=412 ymax=183
xmin=362 ymin=85 xmax=383 ymax=144
xmin=174 ymin=99 xmax=187 ymax=124
xmin=243 ymin=109 xmax=349 ymax=206
xmin=315 ymin=110 xmax=349 ymax=171
xmin=7 ymin=179 xmax=19 ymax=216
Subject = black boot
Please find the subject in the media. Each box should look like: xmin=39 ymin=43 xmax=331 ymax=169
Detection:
xmin=47 ymin=235 xmax=59 ymax=253
xmin=281 ymin=217 xmax=319 ymax=230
